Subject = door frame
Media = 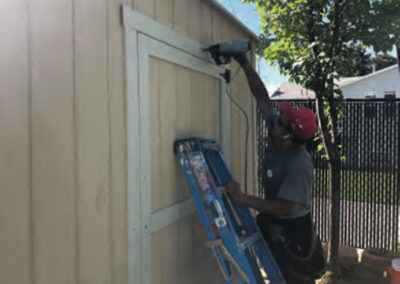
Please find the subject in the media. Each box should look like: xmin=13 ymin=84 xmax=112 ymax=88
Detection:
xmin=123 ymin=5 xmax=232 ymax=284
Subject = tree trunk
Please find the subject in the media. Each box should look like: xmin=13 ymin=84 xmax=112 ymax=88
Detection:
xmin=328 ymin=156 xmax=341 ymax=275
xmin=315 ymin=96 xmax=343 ymax=283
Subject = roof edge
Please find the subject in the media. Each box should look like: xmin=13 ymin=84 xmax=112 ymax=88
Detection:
xmin=207 ymin=0 xmax=259 ymax=42
xmin=340 ymin=64 xmax=398 ymax=87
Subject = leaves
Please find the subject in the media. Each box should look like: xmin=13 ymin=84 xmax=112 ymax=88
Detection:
xmin=245 ymin=0 xmax=400 ymax=161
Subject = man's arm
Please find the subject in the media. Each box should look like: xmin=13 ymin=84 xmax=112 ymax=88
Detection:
xmin=237 ymin=194 xmax=295 ymax=217
xmin=225 ymin=181 xmax=301 ymax=217
xmin=234 ymin=55 xmax=272 ymax=115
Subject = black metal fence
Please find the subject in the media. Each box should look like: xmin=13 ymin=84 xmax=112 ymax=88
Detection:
xmin=256 ymin=99 xmax=400 ymax=253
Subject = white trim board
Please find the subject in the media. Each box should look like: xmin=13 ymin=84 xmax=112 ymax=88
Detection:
xmin=138 ymin=33 xmax=226 ymax=284
xmin=125 ymin=29 xmax=142 ymax=284
xmin=124 ymin=6 xmax=233 ymax=284
xmin=150 ymin=199 xmax=195 ymax=233
xmin=123 ymin=4 xmax=216 ymax=63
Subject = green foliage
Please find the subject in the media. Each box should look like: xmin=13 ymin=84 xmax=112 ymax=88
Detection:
xmin=244 ymin=0 xmax=400 ymax=159
xmin=337 ymin=51 xmax=397 ymax=77
xmin=245 ymin=1 xmax=400 ymax=268
xmin=373 ymin=53 xmax=398 ymax=71
xmin=336 ymin=45 xmax=373 ymax=77
xmin=246 ymin=0 xmax=400 ymax=87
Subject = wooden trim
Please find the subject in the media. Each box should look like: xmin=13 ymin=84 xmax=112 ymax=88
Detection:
xmin=125 ymin=29 xmax=143 ymax=284
xmin=150 ymin=199 xmax=195 ymax=233
xmin=138 ymin=40 xmax=152 ymax=284
xmin=138 ymin=34 xmax=225 ymax=284
xmin=123 ymin=4 xmax=214 ymax=62
xmin=125 ymin=10 xmax=232 ymax=284
xmin=139 ymin=34 xmax=223 ymax=78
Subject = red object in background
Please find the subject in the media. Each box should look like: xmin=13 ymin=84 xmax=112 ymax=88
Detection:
xmin=386 ymin=259 xmax=400 ymax=284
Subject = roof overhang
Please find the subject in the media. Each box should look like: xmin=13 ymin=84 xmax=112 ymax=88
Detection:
xmin=207 ymin=0 xmax=259 ymax=43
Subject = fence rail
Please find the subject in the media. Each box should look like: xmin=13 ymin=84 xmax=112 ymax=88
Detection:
xmin=256 ymin=98 xmax=400 ymax=253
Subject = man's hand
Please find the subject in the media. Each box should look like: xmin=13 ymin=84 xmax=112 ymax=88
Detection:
xmin=225 ymin=181 xmax=246 ymax=204
xmin=225 ymin=181 xmax=297 ymax=216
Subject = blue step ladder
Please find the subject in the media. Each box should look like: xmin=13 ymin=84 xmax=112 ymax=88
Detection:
xmin=174 ymin=138 xmax=286 ymax=284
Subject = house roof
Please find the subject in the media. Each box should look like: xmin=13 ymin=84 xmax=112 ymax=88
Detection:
xmin=337 ymin=64 xmax=399 ymax=87
xmin=207 ymin=0 xmax=259 ymax=42
xmin=271 ymin=82 xmax=315 ymax=99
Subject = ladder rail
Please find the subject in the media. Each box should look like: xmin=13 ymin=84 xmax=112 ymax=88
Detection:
xmin=175 ymin=138 xmax=286 ymax=284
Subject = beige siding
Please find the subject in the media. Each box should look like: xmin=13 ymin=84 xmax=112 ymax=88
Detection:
xmin=0 ymin=0 xmax=256 ymax=283
xmin=150 ymin=58 xmax=220 ymax=211
xmin=74 ymin=0 xmax=111 ymax=282
xmin=108 ymin=0 xmax=129 ymax=283
xmin=30 ymin=0 xmax=76 ymax=283
xmin=0 ymin=1 xmax=31 ymax=283
xmin=147 ymin=53 xmax=222 ymax=283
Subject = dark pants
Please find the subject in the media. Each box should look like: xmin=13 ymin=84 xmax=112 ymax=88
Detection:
xmin=256 ymin=213 xmax=323 ymax=284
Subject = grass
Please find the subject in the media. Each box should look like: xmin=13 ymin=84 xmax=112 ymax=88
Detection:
xmin=313 ymin=169 xmax=399 ymax=205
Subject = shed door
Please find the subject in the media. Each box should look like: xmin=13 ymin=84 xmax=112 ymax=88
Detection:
xmin=131 ymin=32 xmax=230 ymax=284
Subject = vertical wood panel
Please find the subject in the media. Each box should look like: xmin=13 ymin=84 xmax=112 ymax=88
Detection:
xmin=135 ymin=0 xmax=155 ymax=18
xmin=209 ymin=78 xmax=220 ymax=139
xmin=0 ymin=1 xmax=31 ymax=283
xmin=231 ymin=99 xmax=242 ymax=180
xmin=199 ymin=1 xmax=212 ymax=43
xmin=220 ymin=17 xmax=235 ymax=41
xmin=239 ymin=73 xmax=250 ymax=190
xmin=158 ymin=60 xmax=179 ymax=208
xmin=173 ymin=0 xmax=189 ymax=37
xmin=211 ymin=9 xmax=223 ymax=42
xmin=108 ymin=0 xmax=128 ymax=283
xmin=175 ymin=66 xmax=192 ymax=200
xmin=187 ymin=0 xmax=202 ymax=40
xmin=155 ymin=0 xmax=173 ymax=27
xmin=238 ymin=70 xmax=256 ymax=193
xmin=175 ymin=67 xmax=192 ymax=139
xmin=177 ymin=215 xmax=194 ymax=283
xmin=227 ymin=19 xmax=240 ymax=40
xmin=190 ymin=71 xmax=207 ymax=136
xmin=190 ymin=215 xmax=223 ymax=284
xmin=29 ymin=0 xmax=76 ymax=283
xmin=74 ymin=0 xmax=111 ymax=282
xmin=151 ymin=222 xmax=179 ymax=284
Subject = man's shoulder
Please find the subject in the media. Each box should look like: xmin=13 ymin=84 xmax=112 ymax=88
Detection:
xmin=288 ymin=149 xmax=314 ymax=173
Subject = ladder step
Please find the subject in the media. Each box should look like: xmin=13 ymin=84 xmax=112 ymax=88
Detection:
xmin=175 ymin=138 xmax=286 ymax=284
xmin=238 ymin=232 xmax=263 ymax=251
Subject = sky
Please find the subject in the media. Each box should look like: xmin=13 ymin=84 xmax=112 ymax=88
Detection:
xmin=216 ymin=0 xmax=287 ymax=93
xmin=216 ymin=0 xmax=398 ymax=93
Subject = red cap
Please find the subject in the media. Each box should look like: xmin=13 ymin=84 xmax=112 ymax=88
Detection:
xmin=277 ymin=102 xmax=317 ymax=140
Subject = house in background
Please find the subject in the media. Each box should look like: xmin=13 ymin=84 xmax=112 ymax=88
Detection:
xmin=337 ymin=64 xmax=400 ymax=98
xmin=272 ymin=64 xmax=400 ymax=99
xmin=271 ymin=81 xmax=315 ymax=99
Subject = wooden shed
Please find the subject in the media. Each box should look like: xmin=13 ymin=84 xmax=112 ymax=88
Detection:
xmin=1 ymin=0 xmax=258 ymax=283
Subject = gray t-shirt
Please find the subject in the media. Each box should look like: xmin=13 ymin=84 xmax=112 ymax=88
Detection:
xmin=263 ymin=147 xmax=313 ymax=218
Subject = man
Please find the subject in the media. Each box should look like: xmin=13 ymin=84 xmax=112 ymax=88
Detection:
xmin=226 ymin=54 xmax=325 ymax=283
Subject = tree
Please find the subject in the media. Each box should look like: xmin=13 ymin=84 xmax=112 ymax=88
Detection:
xmin=337 ymin=51 xmax=397 ymax=77
xmin=373 ymin=53 xmax=398 ymax=71
xmin=336 ymin=45 xmax=373 ymax=76
xmin=244 ymin=0 xmax=400 ymax=282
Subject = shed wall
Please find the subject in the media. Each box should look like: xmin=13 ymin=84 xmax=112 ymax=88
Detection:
xmin=0 ymin=0 xmax=256 ymax=283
